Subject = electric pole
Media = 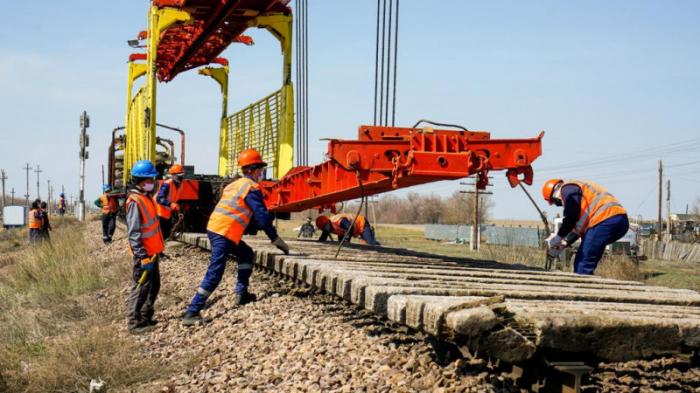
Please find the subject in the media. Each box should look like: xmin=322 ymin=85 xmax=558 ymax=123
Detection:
xmin=666 ymin=179 xmax=671 ymax=241
xmin=10 ymin=188 xmax=15 ymax=205
xmin=47 ymin=179 xmax=52 ymax=216
xmin=0 ymin=169 xmax=6 ymax=213
xmin=460 ymin=176 xmax=493 ymax=251
xmin=657 ymin=160 xmax=663 ymax=241
xmin=78 ymin=110 xmax=90 ymax=221
xmin=101 ymin=164 xmax=105 ymax=187
xmin=34 ymin=165 xmax=42 ymax=200
xmin=23 ymin=163 xmax=32 ymax=206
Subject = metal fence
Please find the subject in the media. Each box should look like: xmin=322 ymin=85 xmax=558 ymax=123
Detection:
xmin=225 ymin=89 xmax=284 ymax=177
xmin=425 ymin=224 xmax=545 ymax=247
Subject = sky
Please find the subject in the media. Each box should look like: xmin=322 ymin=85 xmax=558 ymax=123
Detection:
xmin=0 ymin=0 xmax=698 ymax=221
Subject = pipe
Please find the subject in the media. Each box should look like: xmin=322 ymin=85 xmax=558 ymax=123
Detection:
xmin=157 ymin=123 xmax=186 ymax=165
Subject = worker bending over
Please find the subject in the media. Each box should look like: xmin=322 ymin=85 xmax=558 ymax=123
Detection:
xmin=542 ymin=179 xmax=629 ymax=275
xmin=182 ymin=149 xmax=290 ymax=326
xmin=125 ymin=160 xmax=165 ymax=334
xmin=155 ymin=164 xmax=184 ymax=240
xmin=316 ymin=214 xmax=380 ymax=246
xmin=95 ymin=184 xmax=119 ymax=244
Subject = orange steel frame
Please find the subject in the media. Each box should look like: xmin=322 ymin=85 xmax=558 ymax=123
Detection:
xmin=259 ymin=125 xmax=544 ymax=213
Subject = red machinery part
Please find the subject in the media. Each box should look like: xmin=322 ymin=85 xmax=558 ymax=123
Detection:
xmin=259 ymin=125 xmax=544 ymax=213
xmin=151 ymin=0 xmax=291 ymax=82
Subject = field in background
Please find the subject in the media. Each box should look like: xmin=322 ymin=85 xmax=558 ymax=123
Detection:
xmin=277 ymin=220 xmax=700 ymax=291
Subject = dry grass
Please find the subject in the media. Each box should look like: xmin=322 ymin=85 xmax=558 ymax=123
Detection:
xmin=0 ymin=219 xmax=166 ymax=393
xmin=594 ymin=255 xmax=642 ymax=281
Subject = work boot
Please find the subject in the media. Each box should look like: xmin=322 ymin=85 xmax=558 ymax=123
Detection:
xmin=181 ymin=311 xmax=202 ymax=326
xmin=236 ymin=292 xmax=257 ymax=306
xmin=144 ymin=319 xmax=158 ymax=326
xmin=128 ymin=323 xmax=154 ymax=335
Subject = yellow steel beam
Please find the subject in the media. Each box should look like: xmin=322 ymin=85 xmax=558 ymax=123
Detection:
xmin=249 ymin=13 xmax=294 ymax=178
xmin=199 ymin=65 xmax=230 ymax=177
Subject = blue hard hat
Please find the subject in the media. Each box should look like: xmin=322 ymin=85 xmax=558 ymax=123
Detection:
xmin=60 ymin=192 xmax=65 ymax=197
xmin=102 ymin=184 xmax=111 ymax=192
xmin=130 ymin=160 xmax=159 ymax=178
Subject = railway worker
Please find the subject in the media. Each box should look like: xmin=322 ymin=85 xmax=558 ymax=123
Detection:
xmin=125 ymin=160 xmax=165 ymax=334
xmin=57 ymin=193 xmax=66 ymax=216
xmin=315 ymin=213 xmax=381 ymax=246
xmin=542 ymin=179 xmax=629 ymax=275
xmin=155 ymin=164 xmax=185 ymax=240
xmin=40 ymin=201 xmax=52 ymax=242
xmin=95 ymin=184 xmax=119 ymax=244
xmin=28 ymin=200 xmax=43 ymax=245
xmin=182 ymin=149 xmax=290 ymax=326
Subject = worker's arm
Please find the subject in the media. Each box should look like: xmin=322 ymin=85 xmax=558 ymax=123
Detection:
xmin=126 ymin=200 xmax=148 ymax=260
xmin=557 ymin=184 xmax=583 ymax=238
xmin=244 ymin=189 xmax=279 ymax=241
xmin=155 ymin=183 xmax=171 ymax=207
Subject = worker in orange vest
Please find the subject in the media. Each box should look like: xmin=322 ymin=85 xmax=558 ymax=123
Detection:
xmin=28 ymin=200 xmax=43 ymax=244
xmin=316 ymin=213 xmax=380 ymax=246
xmin=182 ymin=149 xmax=290 ymax=326
xmin=95 ymin=184 xmax=119 ymax=243
xmin=154 ymin=164 xmax=184 ymax=240
xmin=542 ymin=179 xmax=629 ymax=275
xmin=125 ymin=160 xmax=165 ymax=334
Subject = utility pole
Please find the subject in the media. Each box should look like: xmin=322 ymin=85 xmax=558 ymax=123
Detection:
xmin=101 ymin=164 xmax=105 ymax=187
xmin=657 ymin=160 xmax=663 ymax=241
xmin=0 ymin=169 xmax=6 ymax=213
xmin=460 ymin=176 xmax=493 ymax=251
xmin=78 ymin=110 xmax=90 ymax=221
xmin=23 ymin=163 xmax=32 ymax=206
xmin=10 ymin=188 xmax=15 ymax=205
xmin=34 ymin=165 xmax=42 ymax=200
xmin=47 ymin=179 xmax=52 ymax=215
xmin=666 ymin=179 xmax=671 ymax=241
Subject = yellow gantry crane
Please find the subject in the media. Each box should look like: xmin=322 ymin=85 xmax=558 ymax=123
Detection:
xmin=118 ymin=1 xmax=295 ymax=188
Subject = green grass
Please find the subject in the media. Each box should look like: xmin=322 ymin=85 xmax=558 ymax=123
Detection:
xmin=639 ymin=260 xmax=700 ymax=292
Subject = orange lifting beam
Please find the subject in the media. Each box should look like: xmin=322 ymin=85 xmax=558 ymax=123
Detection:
xmin=259 ymin=125 xmax=544 ymax=213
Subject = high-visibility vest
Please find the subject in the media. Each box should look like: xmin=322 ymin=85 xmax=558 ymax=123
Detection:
xmin=126 ymin=192 xmax=165 ymax=256
xmin=28 ymin=208 xmax=42 ymax=229
xmin=155 ymin=179 xmax=178 ymax=219
xmin=330 ymin=214 xmax=365 ymax=237
xmin=207 ymin=177 xmax=257 ymax=243
xmin=564 ymin=180 xmax=627 ymax=235
xmin=101 ymin=194 xmax=119 ymax=214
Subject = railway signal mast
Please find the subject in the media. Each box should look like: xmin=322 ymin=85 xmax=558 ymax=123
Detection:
xmin=78 ymin=110 xmax=90 ymax=221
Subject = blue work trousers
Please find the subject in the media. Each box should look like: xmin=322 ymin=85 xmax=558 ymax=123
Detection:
xmin=574 ymin=214 xmax=629 ymax=275
xmin=361 ymin=224 xmax=380 ymax=246
xmin=186 ymin=231 xmax=254 ymax=314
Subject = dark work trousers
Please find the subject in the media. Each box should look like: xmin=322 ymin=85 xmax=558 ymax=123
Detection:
xmin=574 ymin=214 xmax=630 ymax=275
xmin=29 ymin=228 xmax=42 ymax=244
xmin=101 ymin=213 xmax=117 ymax=243
xmin=127 ymin=258 xmax=160 ymax=329
xmin=186 ymin=231 xmax=254 ymax=314
xmin=159 ymin=217 xmax=173 ymax=241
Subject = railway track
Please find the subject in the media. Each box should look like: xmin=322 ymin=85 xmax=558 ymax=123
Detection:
xmin=179 ymin=233 xmax=700 ymax=391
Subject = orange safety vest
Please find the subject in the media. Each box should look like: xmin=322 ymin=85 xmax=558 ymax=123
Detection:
xmin=154 ymin=179 xmax=179 ymax=219
xmin=207 ymin=177 xmax=257 ymax=243
xmin=564 ymin=180 xmax=627 ymax=235
xmin=126 ymin=192 xmax=165 ymax=256
xmin=101 ymin=193 xmax=119 ymax=214
xmin=330 ymin=214 xmax=366 ymax=238
xmin=28 ymin=208 xmax=42 ymax=229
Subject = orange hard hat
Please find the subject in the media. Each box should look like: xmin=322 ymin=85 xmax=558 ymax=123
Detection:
xmin=542 ymin=178 xmax=563 ymax=205
xmin=315 ymin=215 xmax=330 ymax=229
xmin=168 ymin=164 xmax=184 ymax=175
xmin=237 ymin=149 xmax=267 ymax=169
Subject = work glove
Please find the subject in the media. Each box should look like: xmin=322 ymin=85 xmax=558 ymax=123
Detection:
xmin=272 ymin=237 xmax=290 ymax=255
xmin=141 ymin=257 xmax=155 ymax=271
xmin=545 ymin=233 xmax=562 ymax=249
xmin=547 ymin=245 xmax=564 ymax=258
